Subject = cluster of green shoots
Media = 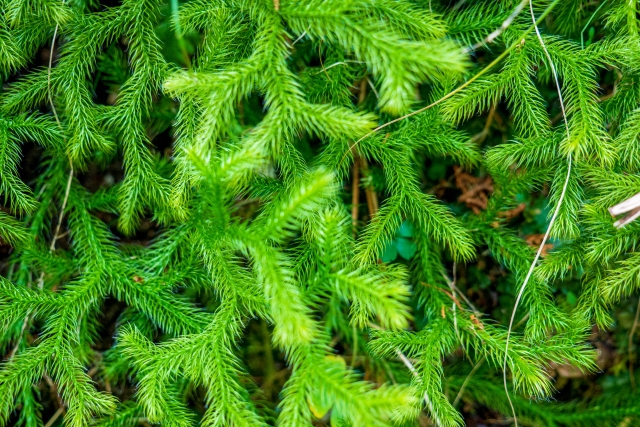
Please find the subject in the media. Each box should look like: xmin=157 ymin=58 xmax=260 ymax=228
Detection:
xmin=2 ymin=0 xmax=640 ymax=426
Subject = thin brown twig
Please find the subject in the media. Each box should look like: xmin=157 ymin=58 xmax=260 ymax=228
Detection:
xmin=358 ymin=77 xmax=367 ymax=105
xmin=421 ymin=281 xmax=464 ymax=311
xmin=454 ymin=286 xmax=479 ymax=315
xmin=471 ymin=104 xmax=497 ymax=143
xmin=350 ymin=78 xmax=368 ymax=239
xmin=550 ymin=110 xmax=564 ymax=126
xmin=48 ymin=158 xmax=74 ymax=254
xmin=438 ymin=271 xmax=480 ymax=315
xmin=597 ymin=68 xmax=621 ymax=105
xmin=55 ymin=229 xmax=71 ymax=240
xmin=87 ymin=364 xmax=100 ymax=378
xmin=43 ymin=407 xmax=64 ymax=427
xmin=351 ymin=156 xmax=360 ymax=238
xmin=359 ymin=156 xmax=379 ymax=217
xmin=43 ymin=372 xmax=65 ymax=412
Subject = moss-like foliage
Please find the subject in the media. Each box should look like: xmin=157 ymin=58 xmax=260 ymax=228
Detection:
xmin=2 ymin=0 xmax=640 ymax=426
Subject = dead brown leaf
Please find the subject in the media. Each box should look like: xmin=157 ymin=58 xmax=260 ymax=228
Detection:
xmin=454 ymin=166 xmax=493 ymax=214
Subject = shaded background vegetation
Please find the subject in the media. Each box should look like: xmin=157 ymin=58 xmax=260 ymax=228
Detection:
xmin=2 ymin=0 xmax=640 ymax=426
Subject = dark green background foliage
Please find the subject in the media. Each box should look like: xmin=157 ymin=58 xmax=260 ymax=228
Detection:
xmin=2 ymin=0 xmax=640 ymax=425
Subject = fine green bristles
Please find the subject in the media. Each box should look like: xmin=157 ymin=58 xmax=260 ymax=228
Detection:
xmin=2 ymin=0 xmax=640 ymax=426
